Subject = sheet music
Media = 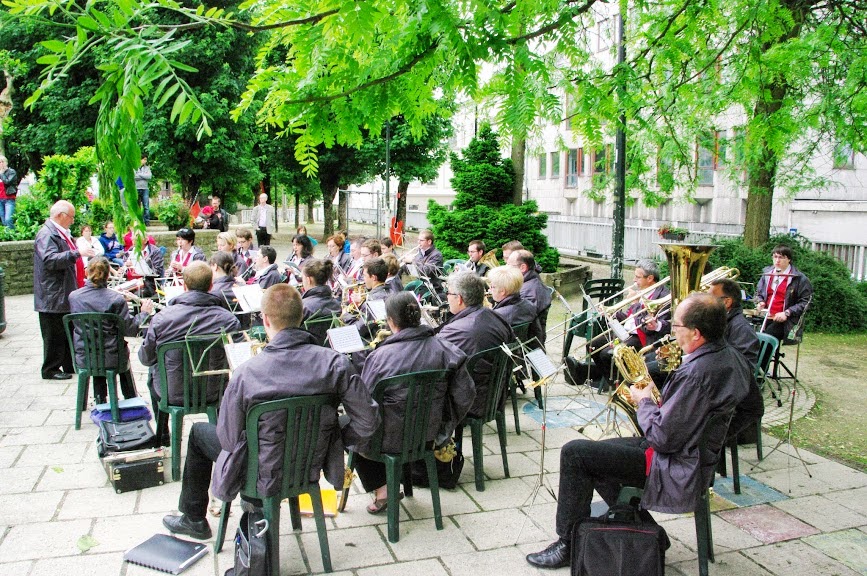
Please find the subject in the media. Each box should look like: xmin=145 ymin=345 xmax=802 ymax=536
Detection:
xmin=162 ymin=284 xmax=185 ymax=305
xmin=224 ymin=340 xmax=256 ymax=371
xmin=327 ymin=326 xmax=367 ymax=353
xmin=130 ymin=254 xmax=156 ymax=277
xmin=526 ymin=349 xmax=558 ymax=379
xmin=232 ymin=285 xmax=264 ymax=312
xmin=407 ymin=264 xmax=420 ymax=278
xmin=365 ymin=299 xmax=387 ymax=322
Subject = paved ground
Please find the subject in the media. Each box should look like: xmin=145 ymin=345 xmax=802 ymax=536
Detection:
xmin=1 ymin=222 xmax=864 ymax=575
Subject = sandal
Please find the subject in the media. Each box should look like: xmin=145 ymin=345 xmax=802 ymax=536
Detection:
xmin=366 ymin=492 xmax=404 ymax=515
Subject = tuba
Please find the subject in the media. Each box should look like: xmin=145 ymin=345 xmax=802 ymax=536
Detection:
xmin=611 ymin=344 xmax=662 ymax=435
xmin=478 ymin=249 xmax=500 ymax=272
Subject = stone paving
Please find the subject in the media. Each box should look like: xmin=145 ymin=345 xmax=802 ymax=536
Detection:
xmin=1 ymin=248 xmax=864 ymax=574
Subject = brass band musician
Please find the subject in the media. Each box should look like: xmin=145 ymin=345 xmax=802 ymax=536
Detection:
xmin=754 ymin=244 xmax=813 ymax=343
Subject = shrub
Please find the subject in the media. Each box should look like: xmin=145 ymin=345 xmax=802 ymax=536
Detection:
xmin=153 ymin=194 xmax=190 ymax=230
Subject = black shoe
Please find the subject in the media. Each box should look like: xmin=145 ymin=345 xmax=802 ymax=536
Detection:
xmin=526 ymin=538 xmax=571 ymax=569
xmin=162 ymin=514 xmax=212 ymax=540
xmin=48 ymin=372 xmax=73 ymax=380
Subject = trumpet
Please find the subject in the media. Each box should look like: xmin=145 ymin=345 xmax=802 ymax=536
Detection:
xmin=111 ymin=284 xmax=165 ymax=311
xmin=401 ymin=245 xmax=420 ymax=264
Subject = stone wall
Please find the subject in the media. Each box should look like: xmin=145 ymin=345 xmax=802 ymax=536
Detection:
xmin=0 ymin=229 xmax=219 ymax=297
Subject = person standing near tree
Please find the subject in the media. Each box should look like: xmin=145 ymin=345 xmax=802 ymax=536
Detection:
xmin=251 ymin=193 xmax=276 ymax=247
xmin=134 ymin=155 xmax=152 ymax=225
xmin=34 ymin=200 xmax=95 ymax=380
xmin=0 ymin=155 xmax=18 ymax=228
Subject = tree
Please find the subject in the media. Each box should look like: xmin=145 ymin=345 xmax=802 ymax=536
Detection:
xmin=316 ymin=144 xmax=375 ymax=237
xmin=428 ymin=126 xmax=559 ymax=271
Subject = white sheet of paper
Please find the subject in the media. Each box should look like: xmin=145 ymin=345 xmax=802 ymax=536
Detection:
xmin=232 ymin=285 xmax=264 ymax=312
xmin=365 ymin=299 xmax=387 ymax=322
xmin=163 ymin=284 xmax=185 ymax=305
xmin=526 ymin=349 xmax=558 ymax=379
xmin=327 ymin=326 xmax=367 ymax=354
xmin=224 ymin=341 xmax=255 ymax=371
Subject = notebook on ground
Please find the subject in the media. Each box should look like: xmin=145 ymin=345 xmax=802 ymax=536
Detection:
xmin=124 ymin=533 xmax=208 ymax=574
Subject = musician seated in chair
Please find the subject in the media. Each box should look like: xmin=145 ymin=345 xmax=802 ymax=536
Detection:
xmin=507 ymin=250 xmax=552 ymax=346
xmin=382 ymin=253 xmax=403 ymax=294
xmin=401 ymin=229 xmax=444 ymax=295
xmin=488 ymin=265 xmax=542 ymax=347
xmin=342 ymin=257 xmax=391 ymax=339
xmin=209 ymin=251 xmax=240 ymax=310
xmin=247 ymin=245 xmax=282 ymax=289
xmin=139 ymin=262 xmax=241 ymax=447
xmin=466 ymin=239 xmax=491 ymax=277
xmin=754 ymin=244 xmax=812 ymax=344
xmin=526 ymin=294 xmax=752 ymax=569
xmin=354 ymin=292 xmax=475 ymax=514
xmin=161 ymin=284 xmax=379 ymax=540
xmin=301 ymin=258 xmax=341 ymax=343
xmin=565 ymin=259 xmax=670 ymax=389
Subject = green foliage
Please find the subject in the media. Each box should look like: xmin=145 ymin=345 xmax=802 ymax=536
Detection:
xmin=427 ymin=200 xmax=559 ymax=272
xmin=152 ymin=194 xmax=190 ymax=231
xmin=79 ymin=196 xmax=115 ymax=232
xmin=449 ymin=125 xmax=515 ymax=211
xmin=38 ymin=147 xmax=96 ymax=211
xmin=705 ymin=235 xmax=867 ymax=334
xmin=0 ymin=191 xmax=50 ymax=241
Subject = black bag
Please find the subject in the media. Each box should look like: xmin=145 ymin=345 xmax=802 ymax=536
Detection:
xmin=96 ymin=419 xmax=156 ymax=458
xmin=225 ymin=508 xmax=271 ymax=576
xmin=571 ymin=504 xmax=670 ymax=576
xmin=411 ymin=452 xmax=465 ymax=490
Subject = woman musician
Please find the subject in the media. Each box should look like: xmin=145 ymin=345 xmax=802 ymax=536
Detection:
xmin=209 ymin=251 xmax=241 ymax=310
xmin=284 ymin=234 xmax=314 ymax=286
xmin=168 ymin=228 xmax=205 ymax=277
xmin=69 ymin=257 xmax=154 ymax=405
xmin=247 ymin=246 xmax=283 ymax=289
xmin=301 ymin=258 xmax=341 ymax=344
xmin=488 ymin=265 xmax=542 ymax=345
xmin=216 ymin=231 xmax=249 ymax=279
xmin=352 ymin=292 xmax=475 ymax=514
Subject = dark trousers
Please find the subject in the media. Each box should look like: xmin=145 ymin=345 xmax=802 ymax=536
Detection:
xmin=587 ymin=333 xmax=640 ymax=384
xmin=147 ymin=371 xmax=170 ymax=446
xmin=179 ymin=423 xmax=222 ymax=522
xmin=90 ymin=371 xmax=137 ymax=407
xmin=39 ymin=312 xmax=73 ymax=378
xmin=761 ymin=320 xmax=786 ymax=343
xmin=256 ymin=227 xmax=271 ymax=247
xmin=555 ymin=437 xmax=647 ymax=539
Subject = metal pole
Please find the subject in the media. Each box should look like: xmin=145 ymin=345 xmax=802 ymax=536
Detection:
xmin=610 ymin=11 xmax=626 ymax=280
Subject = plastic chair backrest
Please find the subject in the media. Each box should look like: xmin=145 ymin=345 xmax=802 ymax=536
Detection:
xmin=367 ymin=370 xmax=450 ymax=462
xmin=304 ymin=312 xmax=341 ymax=346
xmin=512 ymin=322 xmax=530 ymax=342
xmin=467 ymin=344 xmax=517 ymax=423
xmin=63 ymin=312 xmax=125 ymax=376
xmin=755 ymin=332 xmax=779 ymax=379
xmin=698 ymin=409 xmax=734 ymax=474
xmin=156 ymin=335 xmax=226 ymax=413
xmin=582 ymin=278 xmax=625 ymax=311
xmin=241 ymin=394 xmax=338 ymax=499
xmin=443 ymin=259 xmax=465 ymax=275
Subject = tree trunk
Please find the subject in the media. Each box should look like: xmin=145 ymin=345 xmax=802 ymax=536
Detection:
xmin=338 ymin=189 xmax=349 ymax=233
xmin=181 ymin=174 xmax=201 ymax=205
xmin=511 ymin=134 xmax=525 ymax=205
xmin=306 ymin=201 xmax=314 ymax=224
xmin=294 ymin=192 xmax=300 ymax=229
xmin=396 ymin=180 xmax=409 ymax=225
xmin=320 ymin=181 xmax=338 ymax=237
xmin=0 ymin=69 xmax=13 ymax=157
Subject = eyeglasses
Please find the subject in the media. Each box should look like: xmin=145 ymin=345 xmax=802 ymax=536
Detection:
xmin=446 ymin=292 xmax=459 ymax=297
xmin=671 ymin=323 xmax=689 ymax=330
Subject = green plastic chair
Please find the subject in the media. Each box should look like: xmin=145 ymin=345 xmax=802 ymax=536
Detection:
xmin=615 ymin=410 xmax=732 ymax=576
xmin=214 ymin=395 xmax=337 ymax=573
xmin=562 ymin=278 xmax=624 ymax=359
xmin=303 ymin=312 xmax=342 ymax=346
xmin=508 ymin=323 xmax=531 ymax=435
xmin=156 ymin=335 xmax=228 ymax=481
xmin=464 ymin=344 xmax=518 ymax=491
xmin=718 ymin=332 xmax=778 ymax=493
xmin=346 ymin=369 xmax=449 ymax=543
xmin=63 ymin=312 xmax=126 ymax=429
xmin=442 ymin=259 xmax=465 ymax=275
xmin=403 ymin=279 xmax=433 ymax=303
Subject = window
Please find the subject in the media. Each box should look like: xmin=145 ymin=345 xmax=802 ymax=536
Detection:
xmin=833 ymin=143 xmax=855 ymax=169
xmin=597 ymin=19 xmax=613 ymax=52
xmin=715 ymin=130 xmax=728 ymax=168
xmin=566 ymin=149 xmax=579 ymax=187
xmin=550 ymin=152 xmax=561 ymax=178
xmin=580 ymin=148 xmax=590 ymax=176
xmin=593 ymin=147 xmax=608 ymax=174
xmin=538 ymin=154 xmax=547 ymax=179
xmin=696 ymin=132 xmax=718 ymax=186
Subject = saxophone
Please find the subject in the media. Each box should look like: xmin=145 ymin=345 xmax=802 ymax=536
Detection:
xmin=611 ymin=343 xmax=662 ymax=435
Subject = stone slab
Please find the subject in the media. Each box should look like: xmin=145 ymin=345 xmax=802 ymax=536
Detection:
xmin=356 ymin=558 xmax=449 ymax=576
xmin=803 ymin=529 xmax=867 ymax=575
xmin=0 ymin=491 xmax=63 ymax=525
xmin=299 ymin=525 xmax=392 ymax=572
xmin=743 ymin=538 xmax=862 ymax=576
xmin=713 ymin=475 xmax=789 ymax=508
xmin=454 ymin=508 xmax=549 ymax=550
xmin=0 ymin=519 xmax=93 ymax=561
xmin=385 ymin=517 xmax=474 ymax=562
xmin=772 ymin=494 xmax=867 ymax=532
xmin=718 ymin=504 xmax=819 ymax=544
xmin=30 ymin=552 xmax=125 ymax=576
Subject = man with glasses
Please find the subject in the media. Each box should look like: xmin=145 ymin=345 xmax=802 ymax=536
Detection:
xmin=526 ymin=294 xmax=751 ymax=569
xmin=34 ymin=200 xmax=95 ymax=380
xmin=753 ymin=244 xmax=812 ymax=343
xmin=402 ymin=229 xmax=444 ymax=295
xmin=565 ymin=259 xmax=670 ymax=389
xmin=466 ymin=240 xmax=489 ymax=277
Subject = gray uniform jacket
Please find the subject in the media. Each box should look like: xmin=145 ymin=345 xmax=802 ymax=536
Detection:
xmin=637 ymin=339 xmax=751 ymax=514
xmin=726 ymin=306 xmax=764 ymax=436
xmin=302 ymin=285 xmax=341 ymax=343
xmin=254 ymin=265 xmax=283 ymax=289
xmin=360 ymin=325 xmax=475 ymax=452
xmin=211 ymin=329 xmax=379 ymax=501
xmin=139 ymin=290 xmax=241 ymax=404
xmin=414 ymin=247 xmax=444 ymax=292
xmin=34 ymin=220 xmax=80 ymax=313
xmin=493 ymin=293 xmax=542 ymax=347
xmin=251 ymin=204 xmax=276 ymax=235
xmin=754 ymin=264 xmax=813 ymax=339
xmin=210 ymin=275 xmax=240 ymax=310
xmin=69 ymin=281 xmax=147 ymax=370
xmin=519 ymin=270 xmax=552 ymax=343
xmin=437 ymin=305 xmax=514 ymax=416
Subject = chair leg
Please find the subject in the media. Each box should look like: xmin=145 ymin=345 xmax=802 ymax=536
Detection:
xmin=107 ymin=370 xmax=120 ymax=423
xmin=470 ymin=419 xmax=485 ymax=492
xmin=170 ymin=410 xmax=183 ymax=482
xmin=731 ymin=440 xmax=741 ymax=495
xmin=384 ymin=456 xmax=402 ymax=543
xmin=425 ymin=452 xmax=443 ymax=531
xmin=213 ymin=500 xmax=232 ymax=553
xmin=308 ymin=486 xmax=333 ymax=573
xmin=75 ymin=374 xmax=88 ymax=430
xmin=264 ymin=497 xmax=281 ymax=576
xmin=402 ymin=464 xmax=413 ymax=498
xmin=533 ymin=386 xmax=544 ymax=410
xmin=694 ymin=491 xmax=712 ymax=576
xmin=717 ymin=447 xmax=728 ymax=478
xmin=509 ymin=378 xmax=521 ymax=435
xmin=496 ymin=412 xmax=510 ymax=479
xmin=288 ymin=496 xmax=302 ymax=530
xmin=756 ymin=422 xmax=763 ymax=460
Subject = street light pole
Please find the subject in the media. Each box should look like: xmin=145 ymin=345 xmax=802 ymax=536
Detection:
xmin=611 ymin=11 xmax=627 ymax=280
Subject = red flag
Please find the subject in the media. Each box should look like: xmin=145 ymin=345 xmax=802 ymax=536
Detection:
xmin=189 ymin=200 xmax=201 ymax=220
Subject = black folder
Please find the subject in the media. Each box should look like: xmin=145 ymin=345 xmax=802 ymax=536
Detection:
xmin=124 ymin=533 xmax=208 ymax=574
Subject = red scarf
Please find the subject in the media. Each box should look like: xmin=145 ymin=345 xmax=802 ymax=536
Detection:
xmin=60 ymin=229 xmax=85 ymax=288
